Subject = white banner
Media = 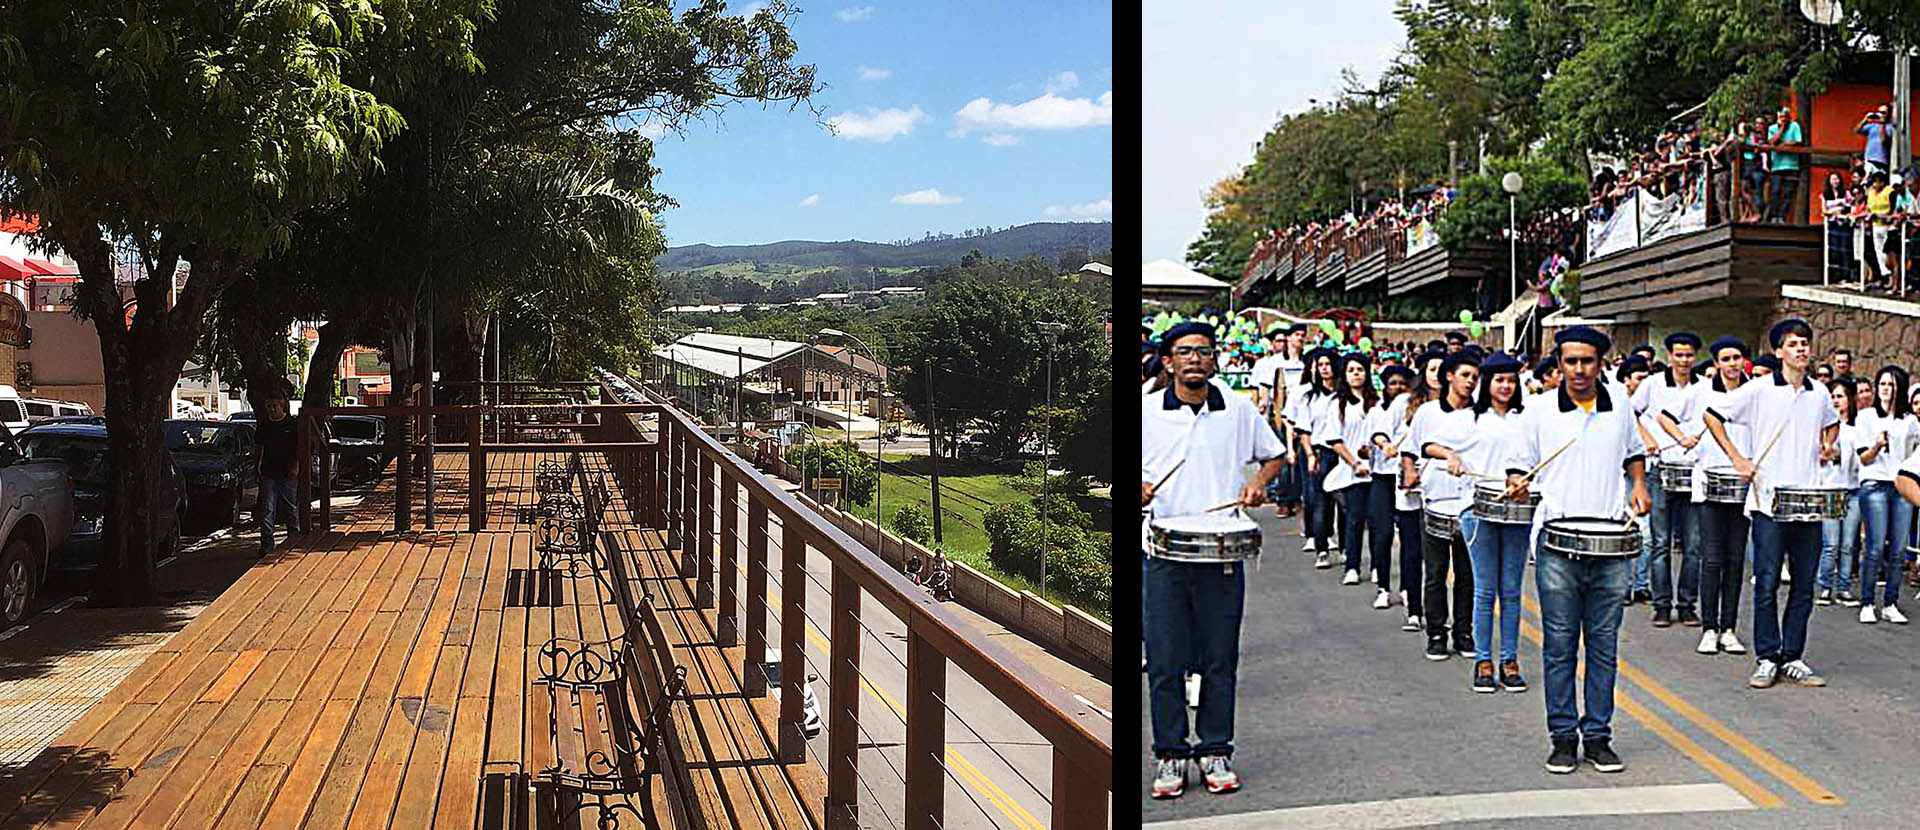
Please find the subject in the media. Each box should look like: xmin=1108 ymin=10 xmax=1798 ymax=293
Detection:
xmin=1587 ymin=190 xmax=1640 ymax=259
xmin=1405 ymin=219 xmax=1439 ymax=256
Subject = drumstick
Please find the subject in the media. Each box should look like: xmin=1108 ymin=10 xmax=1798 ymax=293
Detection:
xmin=1503 ymin=435 xmax=1580 ymax=499
xmin=1150 ymin=459 xmax=1185 ymax=496
xmin=1201 ymin=499 xmax=1246 ymax=513
xmin=1745 ymin=421 xmax=1790 ymax=484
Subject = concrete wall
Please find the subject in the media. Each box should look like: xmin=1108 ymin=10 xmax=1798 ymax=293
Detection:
xmin=793 ymin=491 xmax=1113 ymax=673
xmin=1766 ymin=287 xmax=1920 ymax=373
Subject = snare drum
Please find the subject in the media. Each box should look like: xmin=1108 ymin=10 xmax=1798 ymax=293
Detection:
xmin=1472 ymin=480 xmax=1540 ymax=525
xmin=1701 ymin=466 xmax=1750 ymax=504
xmin=1423 ymin=507 xmax=1461 ymax=540
xmin=1149 ymin=514 xmax=1262 ymax=563
xmin=1771 ymin=486 xmax=1849 ymax=522
xmin=1540 ymin=517 xmax=1643 ymax=558
xmin=1654 ymin=461 xmax=1693 ymax=495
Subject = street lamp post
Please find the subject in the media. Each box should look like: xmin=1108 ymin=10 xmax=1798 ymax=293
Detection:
xmin=821 ymin=328 xmax=884 ymax=525
xmin=1037 ymin=321 xmax=1066 ymax=597
xmin=1502 ymin=171 xmax=1526 ymax=311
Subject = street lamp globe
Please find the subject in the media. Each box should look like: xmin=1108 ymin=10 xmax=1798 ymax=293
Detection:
xmin=1502 ymin=171 xmax=1525 ymax=194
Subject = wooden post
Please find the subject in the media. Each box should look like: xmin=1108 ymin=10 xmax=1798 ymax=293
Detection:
xmin=746 ymin=497 xmax=769 ymax=697
xmin=904 ymin=627 xmax=946 ymax=830
xmin=468 ymin=411 xmax=485 ymax=532
xmin=395 ymin=411 xmax=411 ymax=533
xmin=779 ymin=522 xmax=806 ymax=763
xmin=681 ymin=429 xmax=698 ymax=578
xmin=318 ymin=425 xmax=332 ymax=532
xmin=697 ymin=453 xmax=715 ymax=609
xmin=719 ymin=470 xmax=738 ymax=646
xmin=1053 ymin=745 xmax=1106 ymax=830
xmin=826 ymin=565 xmax=860 ymax=829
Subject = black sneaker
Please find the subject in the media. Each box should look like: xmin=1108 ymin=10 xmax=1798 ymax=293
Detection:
xmin=1635 ymin=587 xmax=1654 ymax=604
xmin=1501 ymin=660 xmax=1528 ymax=692
xmin=1584 ymin=738 xmax=1624 ymax=773
xmin=1545 ymin=738 xmax=1578 ymax=774
xmin=1426 ymin=636 xmax=1451 ymax=661
xmin=1472 ymin=661 xmax=1497 ymax=693
xmin=1678 ymin=608 xmax=1701 ymax=627
xmin=1652 ymin=608 xmax=1673 ymax=627
xmin=1454 ymin=640 xmax=1475 ymax=659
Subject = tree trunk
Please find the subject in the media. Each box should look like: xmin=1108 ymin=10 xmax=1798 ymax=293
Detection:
xmin=386 ymin=300 xmax=418 ymax=531
xmin=303 ymin=319 xmax=351 ymax=417
xmin=221 ymin=304 xmax=290 ymax=415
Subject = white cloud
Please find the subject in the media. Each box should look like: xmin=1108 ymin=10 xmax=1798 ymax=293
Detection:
xmin=735 ymin=1 xmax=767 ymax=14
xmin=856 ymin=65 xmax=892 ymax=81
xmin=837 ymin=6 xmax=872 ymax=21
xmin=798 ymin=194 xmax=821 ymax=208
xmin=981 ymin=134 xmax=1019 ymax=147
xmin=951 ymin=90 xmax=1112 ymax=135
xmin=1043 ymin=198 xmax=1112 ymax=219
xmin=825 ymin=106 xmax=925 ymax=142
xmin=634 ymin=120 xmax=669 ymax=140
xmin=1044 ymin=71 xmax=1080 ymax=95
xmin=890 ymin=188 xmax=963 ymax=206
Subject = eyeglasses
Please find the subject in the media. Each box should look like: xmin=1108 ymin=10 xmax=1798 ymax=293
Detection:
xmin=1170 ymin=346 xmax=1217 ymax=358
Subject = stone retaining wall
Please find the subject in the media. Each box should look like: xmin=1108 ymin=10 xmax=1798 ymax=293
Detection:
xmin=1766 ymin=288 xmax=1920 ymax=373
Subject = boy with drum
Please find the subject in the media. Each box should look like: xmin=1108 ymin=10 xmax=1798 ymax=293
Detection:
xmin=1142 ymin=321 xmax=1287 ymax=799
xmin=1633 ymin=331 xmax=1705 ymax=628
xmin=1505 ymin=326 xmax=1652 ymax=774
xmin=1702 ymin=318 xmax=1842 ymax=690
xmin=1657 ymin=337 xmax=1754 ymax=655
xmin=1407 ymin=352 xmax=1482 ymax=661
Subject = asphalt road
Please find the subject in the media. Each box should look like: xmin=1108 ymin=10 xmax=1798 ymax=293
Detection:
xmin=712 ymin=487 xmax=1111 ymax=830
xmin=1141 ymin=506 xmax=1920 ymax=829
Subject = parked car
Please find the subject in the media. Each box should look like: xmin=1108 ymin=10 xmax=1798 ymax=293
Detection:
xmin=17 ymin=423 xmax=186 ymax=575
xmin=163 ymin=419 xmax=259 ymax=532
xmin=0 ymin=385 xmax=30 ymax=435
xmin=35 ymin=415 xmax=105 ymax=427
xmin=0 ymin=423 xmax=75 ymax=627
xmin=759 ymin=648 xmax=823 ymax=738
xmin=327 ymin=414 xmax=389 ymax=485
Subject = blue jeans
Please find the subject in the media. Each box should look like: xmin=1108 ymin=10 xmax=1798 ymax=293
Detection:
xmin=1818 ymin=489 xmax=1863 ymax=594
xmin=1750 ymin=514 xmax=1822 ymax=665
xmin=1339 ymin=483 xmax=1371 ymax=572
xmin=258 ymin=475 xmax=300 ymax=548
xmin=1367 ymin=478 xmax=1398 ymax=590
xmin=1697 ymin=501 xmax=1749 ymax=631
xmin=1463 ymin=512 xmax=1528 ymax=663
xmin=1859 ymin=481 xmax=1913 ymax=608
xmin=1269 ymin=426 xmax=1301 ymax=506
xmin=1536 ymin=547 xmax=1631 ymax=742
xmin=1144 ymin=558 xmax=1245 ymax=759
xmin=1648 ymin=476 xmax=1698 ymax=613
xmin=1766 ymin=170 xmax=1800 ymax=223
xmin=1302 ymin=447 xmax=1335 ymax=549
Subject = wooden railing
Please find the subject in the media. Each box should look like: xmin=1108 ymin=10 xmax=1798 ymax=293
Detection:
xmin=597 ymin=381 xmax=1113 ymax=830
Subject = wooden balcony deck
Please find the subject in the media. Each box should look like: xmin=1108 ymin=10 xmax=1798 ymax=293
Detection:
xmin=0 ymin=448 xmax=820 ymax=830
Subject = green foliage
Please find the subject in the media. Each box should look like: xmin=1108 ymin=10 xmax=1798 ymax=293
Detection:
xmin=790 ymin=441 xmax=878 ymax=505
xmin=1436 ymin=155 xmax=1588 ymax=253
xmin=981 ymin=500 xmax=1110 ymax=614
xmin=889 ymin=503 xmax=932 ymax=545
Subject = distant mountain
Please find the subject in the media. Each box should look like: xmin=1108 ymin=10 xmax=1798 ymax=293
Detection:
xmin=659 ymin=221 xmax=1112 ymax=270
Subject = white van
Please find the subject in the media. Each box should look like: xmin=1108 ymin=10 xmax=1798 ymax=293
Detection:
xmin=0 ymin=386 xmax=28 ymax=435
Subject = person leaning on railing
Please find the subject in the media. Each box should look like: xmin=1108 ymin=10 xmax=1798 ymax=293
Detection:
xmin=1763 ymin=107 xmax=1806 ymax=223
xmin=1822 ymin=172 xmax=1859 ymax=285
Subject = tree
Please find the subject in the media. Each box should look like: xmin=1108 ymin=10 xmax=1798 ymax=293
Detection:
xmin=890 ymin=503 xmax=932 ymax=545
xmin=789 ymin=441 xmax=877 ymax=506
xmin=1435 ymin=155 xmax=1587 ymax=253
xmin=0 ymin=0 xmax=487 ymax=605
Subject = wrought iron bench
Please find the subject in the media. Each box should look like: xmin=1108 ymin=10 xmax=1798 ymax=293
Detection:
xmin=528 ymin=616 xmax=686 ymax=829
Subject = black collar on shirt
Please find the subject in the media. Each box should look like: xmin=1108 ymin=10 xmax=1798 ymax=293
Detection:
xmin=1438 ymin=395 xmax=1462 ymax=413
xmin=1771 ymin=371 xmax=1816 ymax=391
xmin=1558 ymin=382 xmax=1615 ymax=413
xmin=1163 ymin=383 xmax=1226 ymax=412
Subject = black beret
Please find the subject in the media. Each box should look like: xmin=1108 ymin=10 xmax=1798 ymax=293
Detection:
xmin=1439 ymin=351 xmax=1482 ymax=379
xmin=1554 ymin=325 xmax=1613 ymax=354
xmin=1290 ymin=322 xmax=1311 ymax=334
xmin=1481 ymin=352 xmax=1524 ymax=375
xmin=1707 ymin=336 xmax=1748 ymax=359
xmin=1416 ymin=349 xmax=1447 ymax=369
xmin=1462 ymin=344 xmax=1488 ymax=360
xmin=1769 ymin=318 xmax=1813 ymax=349
xmin=1142 ymin=354 xmax=1163 ymax=380
xmin=1426 ymin=339 xmax=1447 ymax=352
xmin=1380 ymin=365 xmax=1415 ymax=383
xmin=1444 ymin=330 xmax=1469 ymax=343
xmin=1753 ymin=354 xmax=1782 ymax=373
xmin=1664 ymin=331 xmax=1703 ymax=350
xmin=1157 ymin=321 xmax=1215 ymax=355
xmin=1534 ymin=355 xmax=1558 ymax=375
xmin=1617 ymin=355 xmax=1651 ymax=379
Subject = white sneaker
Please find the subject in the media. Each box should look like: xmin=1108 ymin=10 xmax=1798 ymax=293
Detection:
xmin=1402 ymin=614 xmax=1423 ymax=632
xmin=1200 ymin=754 xmax=1242 ymax=794
xmin=1781 ymin=659 xmax=1827 ymax=686
xmin=1781 ymin=566 xmax=1792 ymax=584
xmin=1370 ymin=568 xmax=1379 ymax=585
xmin=1749 ymin=659 xmax=1779 ymax=688
xmin=1719 ymin=631 xmax=1747 ymax=654
xmin=1400 ymin=589 xmax=1410 ymax=605
xmin=1373 ymin=589 xmax=1392 ymax=609
xmin=1696 ymin=630 xmax=1719 ymax=654
xmin=1884 ymin=605 xmax=1910 ymax=624
xmin=1861 ymin=605 xmax=1879 ymax=624
xmin=1151 ymin=758 xmax=1188 ymax=799
xmin=1314 ymin=551 xmax=1333 ymax=569
xmin=1342 ymin=569 xmax=1361 ymax=585
xmin=1186 ymin=673 xmax=1201 ymax=708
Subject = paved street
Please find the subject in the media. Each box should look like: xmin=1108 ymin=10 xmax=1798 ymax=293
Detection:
xmin=1141 ymin=507 xmax=1920 ymax=828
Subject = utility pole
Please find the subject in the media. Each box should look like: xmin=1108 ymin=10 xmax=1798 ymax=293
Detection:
xmin=424 ymin=279 xmax=435 ymax=530
xmin=1037 ymin=321 xmax=1066 ymax=596
xmin=926 ymin=361 xmax=942 ymax=544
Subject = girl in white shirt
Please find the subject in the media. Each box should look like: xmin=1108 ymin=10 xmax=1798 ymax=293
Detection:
xmin=1817 ymin=378 xmax=1865 ymax=608
xmin=1298 ymin=350 xmax=1341 ymax=566
xmin=1322 ymin=354 xmax=1380 ymax=587
xmin=1367 ymin=365 xmax=1415 ymax=611
xmin=1855 ymin=367 xmax=1916 ymax=622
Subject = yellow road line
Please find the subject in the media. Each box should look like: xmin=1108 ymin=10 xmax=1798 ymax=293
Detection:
xmin=761 ymin=579 xmax=1045 ymax=830
xmin=1519 ymin=592 xmax=1841 ymax=806
xmin=1515 ymin=616 xmax=1785 ymax=808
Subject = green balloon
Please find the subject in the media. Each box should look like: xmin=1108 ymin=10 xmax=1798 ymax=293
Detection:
xmin=1319 ymin=319 xmax=1337 ymax=333
xmin=1459 ymin=310 xmax=1474 ymax=325
xmin=1329 ymin=329 xmax=1345 ymax=344
xmin=1470 ymin=321 xmax=1485 ymax=338
xmin=1358 ymin=336 xmax=1373 ymax=351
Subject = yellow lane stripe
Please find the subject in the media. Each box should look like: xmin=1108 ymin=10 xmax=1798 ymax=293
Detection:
xmin=1519 ymin=592 xmax=1840 ymax=806
xmin=1515 ymin=615 xmax=1785 ymax=808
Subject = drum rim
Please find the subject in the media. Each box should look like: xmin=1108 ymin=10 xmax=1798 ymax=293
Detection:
xmin=1152 ymin=518 xmax=1261 ymax=534
xmin=1542 ymin=516 xmax=1639 ymax=537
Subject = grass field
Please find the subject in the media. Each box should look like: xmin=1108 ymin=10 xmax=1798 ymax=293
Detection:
xmin=664 ymin=262 xmax=922 ymax=287
xmin=843 ymin=453 xmax=1112 ymax=620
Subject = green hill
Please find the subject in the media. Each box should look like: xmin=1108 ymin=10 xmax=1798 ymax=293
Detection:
xmin=658 ymin=221 xmax=1113 ymax=271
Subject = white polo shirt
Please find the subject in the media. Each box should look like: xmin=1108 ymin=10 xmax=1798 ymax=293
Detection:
xmin=1703 ymin=371 xmax=1841 ymax=518
xmin=1375 ymin=392 xmax=1424 ymax=511
xmin=1141 ymin=381 xmax=1287 ymax=523
xmin=1661 ymin=376 xmax=1754 ymax=502
xmin=1897 ymin=443 xmax=1920 ymax=490
xmin=1632 ymin=367 xmax=1700 ymax=466
xmin=1406 ymin=397 xmax=1474 ymax=513
xmin=1297 ymin=389 xmax=1337 ymax=449
xmin=1445 ymin=406 xmax=1524 ymax=498
xmin=1316 ymin=394 xmax=1375 ymax=492
xmin=1506 ymin=381 xmax=1645 ymax=533
xmin=1819 ymin=421 xmax=1861 ymax=489
xmin=1854 ymin=407 xmax=1918 ymax=483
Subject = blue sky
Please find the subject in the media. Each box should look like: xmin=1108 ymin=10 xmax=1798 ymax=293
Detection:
xmin=639 ymin=1 xmax=1112 ymax=248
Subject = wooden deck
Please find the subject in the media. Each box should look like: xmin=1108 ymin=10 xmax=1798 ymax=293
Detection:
xmin=0 ymin=449 xmax=822 ymax=830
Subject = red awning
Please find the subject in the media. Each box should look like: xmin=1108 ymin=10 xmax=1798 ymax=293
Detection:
xmin=0 ymin=256 xmax=33 ymax=281
xmin=23 ymin=258 xmax=76 ymax=276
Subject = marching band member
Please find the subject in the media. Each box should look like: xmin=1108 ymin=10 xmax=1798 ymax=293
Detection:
xmin=1142 ymin=322 xmax=1286 ymax=799
xmin=1634 ymin=332 xmax=1704 ymax=628
xmin=1409 ymin=352 xmax=1481 ymax=661
xmin=1433 ymin=353 xmax=1531 ymax=693
xmin=1321 ymin=353 xmax=1379 ymax=587
xmin=1658 ymin=337 xmax=1753 ymax=654
xmin=1367 ymin=364 xmax=1415 ymax=611
xmin=1385 ymin=352 xmax=1446 ymax=631
xmin=1293 ymin=348 xmax=1340 ymax=567
xmin=1703 ymin=318 xmax=1841 ymax=689
xmin=1816 ymin=378 xmax=1864 ymax=609
xmin=1506 ymin=326 xmax=1652 ymax=774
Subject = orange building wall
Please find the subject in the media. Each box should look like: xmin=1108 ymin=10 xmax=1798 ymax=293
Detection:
xmin=1799 ymin=83 xmax=1920 ymax=221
